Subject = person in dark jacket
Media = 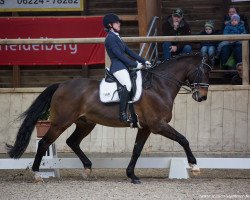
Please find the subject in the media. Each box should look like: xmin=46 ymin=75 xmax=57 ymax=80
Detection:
xmin=103 ymin=13 xmax=151 ymax=122
xmin=162 ymin=8 xmax=192 ymax=60
xmin=200 ymin=21 xmax=219 ymax=66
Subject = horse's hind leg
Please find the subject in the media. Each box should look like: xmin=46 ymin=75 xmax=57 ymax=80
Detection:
xmin=66 ymin=118 xmax=96 ymax=178
xmin=153 ymin=123 xmax=200 ymax=173
xmin=32 ymin=124 xmax=68 ymax=182
xmin=126 ymin=127 xmax=151 ymax=184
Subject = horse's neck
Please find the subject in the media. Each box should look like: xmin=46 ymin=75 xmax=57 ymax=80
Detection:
xmin=152 ymin=74 xmax=182 ymax=103
xmin=154 ymin=64 xmax=187 ymax=100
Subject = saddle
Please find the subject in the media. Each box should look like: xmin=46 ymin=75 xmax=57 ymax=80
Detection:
xmin=99 ymin=68 xmax=143 ymax=103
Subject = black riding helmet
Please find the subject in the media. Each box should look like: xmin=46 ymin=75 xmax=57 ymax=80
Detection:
xmin=103 ymin=13 xmax=122 ymax=29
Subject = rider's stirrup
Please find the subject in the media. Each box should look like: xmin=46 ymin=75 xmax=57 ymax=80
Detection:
xmin=129 ymin=114 xmax=142 ymax=129
xmin=119 ymin=111 xmax=128 ymax=122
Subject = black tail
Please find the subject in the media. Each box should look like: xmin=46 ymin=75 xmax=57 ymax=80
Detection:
xmin=6 ymin=83 xmax=60 ymax=158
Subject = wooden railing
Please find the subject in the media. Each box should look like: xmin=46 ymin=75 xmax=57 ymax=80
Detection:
xmin=0 ymin=34 xmax=249 ymax=84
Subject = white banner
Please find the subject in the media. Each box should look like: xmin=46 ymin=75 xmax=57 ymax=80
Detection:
xmin=0 ymin=0 xmax=84 ymax=12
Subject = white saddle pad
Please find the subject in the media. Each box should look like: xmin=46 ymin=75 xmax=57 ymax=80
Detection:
xmin=99 ymin=70 xmax=143 ymax=103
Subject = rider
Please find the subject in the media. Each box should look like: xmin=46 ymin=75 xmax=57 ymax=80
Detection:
xmin=103 ymin=13 xmax=151 ymax=122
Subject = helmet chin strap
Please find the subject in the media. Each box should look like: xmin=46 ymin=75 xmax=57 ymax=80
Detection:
xmin=109 ymin=24 xmax=119 ymax=33
xmin=113 ymin=28 xmax=119 ymax=33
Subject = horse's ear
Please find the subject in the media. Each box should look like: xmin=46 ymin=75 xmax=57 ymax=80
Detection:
xmin=202 ymin=56 xmax=214 ymax=69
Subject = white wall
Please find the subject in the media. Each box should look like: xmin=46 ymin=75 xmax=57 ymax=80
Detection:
xmin=0 ymin=86 xmax=250 ymax=156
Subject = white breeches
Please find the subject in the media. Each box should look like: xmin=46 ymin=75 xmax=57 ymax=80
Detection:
xmin=113 ymin=69 xmax=132 ymax=92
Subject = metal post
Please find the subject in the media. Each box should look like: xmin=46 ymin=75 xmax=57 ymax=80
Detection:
xmin=242 ymin=41 xmax=249 ymax=85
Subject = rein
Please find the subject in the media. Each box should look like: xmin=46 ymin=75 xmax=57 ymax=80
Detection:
xmin=143 ymin=67 xmax=193 ymax=93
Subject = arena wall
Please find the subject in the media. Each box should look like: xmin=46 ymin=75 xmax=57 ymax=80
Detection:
xmin=0 ymin=86 xmax=250 ymax=157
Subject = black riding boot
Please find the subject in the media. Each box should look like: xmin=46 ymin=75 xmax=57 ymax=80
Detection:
xmin=128 ymin=101 xmax=139 ymax=127
xmin=119 ymin=86 xmax=129 ymax=122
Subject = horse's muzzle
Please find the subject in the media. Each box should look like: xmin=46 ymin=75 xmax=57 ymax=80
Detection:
xmin=192 ymin=90 xmax=207 ymax=102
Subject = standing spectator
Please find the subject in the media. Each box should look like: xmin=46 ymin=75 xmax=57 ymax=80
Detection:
xmin=200 ymin=21 xmax=219 ymax=66
xmin=219 ymin=14 xmax=246 ymax=69
xmin=222 ymin=6 xmax=249 ymax=33
xmin=162 ymin=8 xmax=192 ymax=60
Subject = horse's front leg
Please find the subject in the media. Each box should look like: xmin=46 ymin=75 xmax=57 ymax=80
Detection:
xmin=152 ymin=122 xmax=200 ymax=173
xmin=126 ymin=127 xmax=151 ymax=184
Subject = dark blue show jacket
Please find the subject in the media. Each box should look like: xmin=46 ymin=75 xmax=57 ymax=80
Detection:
xmin=104 ymin=31 xmax=146 ymax=74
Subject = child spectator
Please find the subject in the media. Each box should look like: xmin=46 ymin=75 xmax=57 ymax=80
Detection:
xmin=222 ymin=6 xmax=249 ymax=33
xmin=218 ymin=14 xmax=246 ymax=69
xmin=200 ymin=21 xmax=218 ymax=66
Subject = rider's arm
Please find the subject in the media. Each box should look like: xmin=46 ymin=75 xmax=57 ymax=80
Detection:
xmin=124 ymin=44 xmax=146 ymax=65
xmin=107 ymin=37 xmax=137 ymax=68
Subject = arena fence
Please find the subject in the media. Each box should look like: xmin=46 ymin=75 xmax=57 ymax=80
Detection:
xmin=0 ymin=34 xmax=249 ymax=84
xmin=0 ymin=35 xmax=250 ymax=179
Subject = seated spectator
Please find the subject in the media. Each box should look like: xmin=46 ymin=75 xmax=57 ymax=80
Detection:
xmin=200 ymin=21 xmax=219 ymax=66
xmin=231 ymin=62 xmax=243 ymax=85
xmin=222 ymin=6 xmax=249 ymax=33
xmin=219 ymin=14 xmax=246 ymax=69
xmin=162 ymin=8 xmax=192 ymax=60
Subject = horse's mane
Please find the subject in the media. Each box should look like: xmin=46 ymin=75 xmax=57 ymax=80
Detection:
xmin=160 ymin=52 xmax=200 ymax=67
xmin=150 ymin=52 xmax=200 ymax=72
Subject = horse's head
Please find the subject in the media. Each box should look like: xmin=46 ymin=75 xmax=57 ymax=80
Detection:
xmin=187 ymin=56 xmax=212 ymax=102
xmin=143 ymin=54 xmax=211 ymax=102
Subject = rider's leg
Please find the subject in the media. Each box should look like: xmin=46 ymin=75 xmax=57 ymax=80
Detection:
xmin=113 ymin=69 xmax=132 ymax=122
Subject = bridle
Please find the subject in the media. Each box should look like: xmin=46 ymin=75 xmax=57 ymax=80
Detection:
xmin=142 ymin=58 xmax=212 ymax=93
xmin=189 ymin=58 xmax=212 ymax=90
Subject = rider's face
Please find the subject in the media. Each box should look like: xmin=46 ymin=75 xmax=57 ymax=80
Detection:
xmin=112 ymin=21 xmax=121 ymax=32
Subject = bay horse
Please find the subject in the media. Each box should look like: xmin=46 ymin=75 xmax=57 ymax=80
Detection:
xmin=7 ymin=53 xmax=211 ymax=184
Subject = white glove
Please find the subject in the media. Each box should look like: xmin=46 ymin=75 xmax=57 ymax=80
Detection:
xmin=136 ymin=62 xmax=143 ymax=69
xmin=145 ymin=61 xmax=152 ymax=68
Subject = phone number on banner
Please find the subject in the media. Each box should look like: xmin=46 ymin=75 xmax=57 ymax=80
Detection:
xmin=0 ymin=0 xmax=83 ymax=11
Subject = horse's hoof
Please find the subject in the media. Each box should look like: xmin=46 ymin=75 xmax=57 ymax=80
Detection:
xmin=33 ymin=171 xmax=44 ymax=183
xmin=131 ymin=179 xmax=141 ymax=184
xmin=82 ymin=168 xmax=92 ymax=179
xmin=189 ymin=164 xmax=201 ymax=176
xmin=192 ymin=170 xmax=201 ymax=176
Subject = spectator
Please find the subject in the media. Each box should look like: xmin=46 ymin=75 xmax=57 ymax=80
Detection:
xmin=200 ymin=21 xmax=219 ymax=66
xmin=219 ymin=14 xmax=246 ymax=69
xmin=162 ymin=8 xmax=192 ymax=60
xmin=222 ymin=6 xmax=249 ymax=33
xmin=231 ymin=62 xmax=243 ymax=85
